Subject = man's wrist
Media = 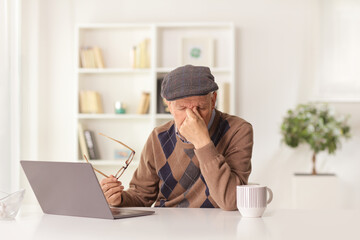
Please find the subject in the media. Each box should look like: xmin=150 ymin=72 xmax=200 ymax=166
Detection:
xmin=194 ymin=138 xmax=211 ymax=149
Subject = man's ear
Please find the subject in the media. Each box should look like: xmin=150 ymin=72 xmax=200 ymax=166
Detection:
xmin=211 ymin=92 xmax=217 ymax=109
xmin=166 ymin=99 xmax=173 ymax=114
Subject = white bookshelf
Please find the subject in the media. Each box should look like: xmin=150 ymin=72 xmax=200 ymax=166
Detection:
xmin=78 ymin=113 xmax=152 ymax=120
xmin=80 ymin=160 xmax=140 ymax=167
xmin=78 ymin=68 xmax=152 ymax=74
xmin=75 ymin=22 xmax=235 ymax=183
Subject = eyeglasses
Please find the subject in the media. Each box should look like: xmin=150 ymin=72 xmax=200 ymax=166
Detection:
xmin=83 ymin=132 xmax=135 ymax=179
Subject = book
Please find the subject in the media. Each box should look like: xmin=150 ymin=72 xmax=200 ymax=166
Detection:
xmin=140 ymin=38 xmax=151 ymax=68
xmin=93 ymin=46 xmax=105 ymax=68
xmin=78 ymin=122 xmax=89 ymax=159
xmin=79 ymin=47 xmax=105 ymax=68
xmin=139 ymin=40 xmax=146 ymax=68
xmin=132 ymin=38 xmax=151 ymax=69
xmin=94 ymin=92 xmax=104 ymax=113
xmin=157 ymin=78 xmax=170 ymax=114
xmin=130 ymin=46 xmax=136 ymax=68
xmin=84 ymin=130 xmax=100 ymax=160
xmin=216 ymin=82 xmax=230 ymax=113
xmin=80 ymin=47 xmax=90 ymax=68
xmin=143 ymin=93 xmax=150 ymax=114
xmin=80 ymin=47 xmax=96 ymax=68
xmin=136 ymin=92 xmax=146 ymax=114
xmin=137 ymin=92 xmax=150 ymax=114
xmin=135 ymin=44 xmax=141 ymax=68
xmin=87 ymin=48 xmax=97 ymax=68
xmin=144 ymin=38 xmax=151 ymax=68
xmin=79 ymin=90 xmax=104 ymax=114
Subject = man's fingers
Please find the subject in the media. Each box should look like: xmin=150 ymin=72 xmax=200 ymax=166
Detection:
xmin=99 ymin=175 xmax=124 ymax=206
xmin=100 ymin=175 xmax=119 ymax=186
xmin=102 ymin=182 xmax=122 ymax=193
xmin=192 ymin=107 xmax=203 ymax=119
xmin=104 ymin=185 xmax=124 ymax=199
xmin=187 ymin=108 xmax=204 ymax=122
xmin=108 ymin=191 xmax=122 ymax=205
xmin=185 ymin=108 xmax=196 ymax=118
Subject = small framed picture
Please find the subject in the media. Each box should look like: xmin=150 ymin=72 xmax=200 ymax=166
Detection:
xmin=114 ymin=148 xmax=132 ymax=160
xmin=180 ymin=38 xmax=214 ymax=67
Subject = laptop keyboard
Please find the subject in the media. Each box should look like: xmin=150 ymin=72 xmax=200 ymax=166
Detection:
xmin=110 ymin=208 xmax=141 ymax=216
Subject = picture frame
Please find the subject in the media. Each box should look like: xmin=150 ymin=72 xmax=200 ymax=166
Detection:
xmin=180 ymin=37 xmax=214 ymax=67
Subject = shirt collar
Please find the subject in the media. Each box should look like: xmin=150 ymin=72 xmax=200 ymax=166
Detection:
xmin=207 ymin=109 xmax=216 ymax=129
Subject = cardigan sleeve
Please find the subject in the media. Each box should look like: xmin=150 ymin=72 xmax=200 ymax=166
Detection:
xmin=194 ymin=122 xmax=253 ymax=210
xmin=119 ymin=132 xmax=160 ymax=207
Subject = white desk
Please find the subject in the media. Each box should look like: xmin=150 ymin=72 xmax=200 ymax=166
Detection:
xmin=0 ymin=206 xmax=359 ymax=240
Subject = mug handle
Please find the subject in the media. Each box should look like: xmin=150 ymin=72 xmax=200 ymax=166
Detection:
xmin=266 ymin=187 xmax=273 ymax=204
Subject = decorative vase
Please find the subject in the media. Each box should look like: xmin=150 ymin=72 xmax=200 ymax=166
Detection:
xmin=292 ymin=173 xmax=339 ymax=209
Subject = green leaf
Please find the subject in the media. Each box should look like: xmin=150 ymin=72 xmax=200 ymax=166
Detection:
xmin=280 ymin=103 xmax=351 ymax=157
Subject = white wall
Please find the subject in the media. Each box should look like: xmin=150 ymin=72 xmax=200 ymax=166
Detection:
xmin=1 ymin=0 xmax=21 ymax=193
xmin=0 ymin=0 xmax=11 ymax=193
xmin=20 ymin=0 xmax=360 ymax=209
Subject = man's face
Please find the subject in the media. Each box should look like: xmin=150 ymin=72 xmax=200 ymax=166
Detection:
xmin=167 ymin=92 xmax=217 ymax=129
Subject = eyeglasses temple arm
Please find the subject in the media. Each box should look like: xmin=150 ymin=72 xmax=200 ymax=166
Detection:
xmin=83 ymin=154 xmax=109 ymax=178
xmin=98 ymin=132 xmax=135 ymax=152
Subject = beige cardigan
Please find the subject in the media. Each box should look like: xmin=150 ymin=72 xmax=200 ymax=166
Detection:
xmin=119 ymin=110 xmax=253 ymax=210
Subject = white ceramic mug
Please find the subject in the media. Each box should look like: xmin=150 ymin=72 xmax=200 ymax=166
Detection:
xmin=236 ymin=185 xmax=273 ymax=218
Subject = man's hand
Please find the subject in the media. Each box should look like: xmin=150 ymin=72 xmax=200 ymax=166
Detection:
xmin=100 ymin=175 xmax=124 ymax=206
xmin=178 ymin=108 xmax=211 ymax=149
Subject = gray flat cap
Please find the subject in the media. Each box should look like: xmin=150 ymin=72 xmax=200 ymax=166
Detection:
xmin=161 ymin=65 xmax=218 ymax=101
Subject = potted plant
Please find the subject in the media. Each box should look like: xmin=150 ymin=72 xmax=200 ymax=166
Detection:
xmin=281 ymin=103 xmax=351 ymax=175
xmin=281 ymin=103 xmax=351 ymax=209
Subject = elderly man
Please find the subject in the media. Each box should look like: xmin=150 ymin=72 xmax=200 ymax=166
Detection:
xmin=101 ymin=65 xmax=253 ymax=210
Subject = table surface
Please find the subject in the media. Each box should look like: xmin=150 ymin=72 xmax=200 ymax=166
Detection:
xmin=0 ymin=205 xmax=359 ymax=240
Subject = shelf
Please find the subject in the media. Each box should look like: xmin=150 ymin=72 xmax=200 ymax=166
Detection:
xmin=78 ymin=68 xmax=151 ymax=74
xmin=156 ymin=114 xmax=173 ymax=119
xmin=156 ymin=67 xmax=231 ymax=74
xmin=78 ymin=113 xmax=151 ymax=120
xmin=77 ymin=23 xmax=152 ymax=29
xmin=156 ymin=22 xmax=233 ymax=28
xmin=79 ymin=113 xmax=173 ymax=120
xmin=79 ymin=160 xmax=140 ymax=167
xmin=78 ymin=22 xmax=233 ymax=29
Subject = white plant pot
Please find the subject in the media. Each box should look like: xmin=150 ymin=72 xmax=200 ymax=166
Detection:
xmin=292 ymin=173 xmax=339 ymax=209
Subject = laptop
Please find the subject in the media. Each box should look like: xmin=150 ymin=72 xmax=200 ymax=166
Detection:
xmin=20 ymin=160 xmax=155 ymax=219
